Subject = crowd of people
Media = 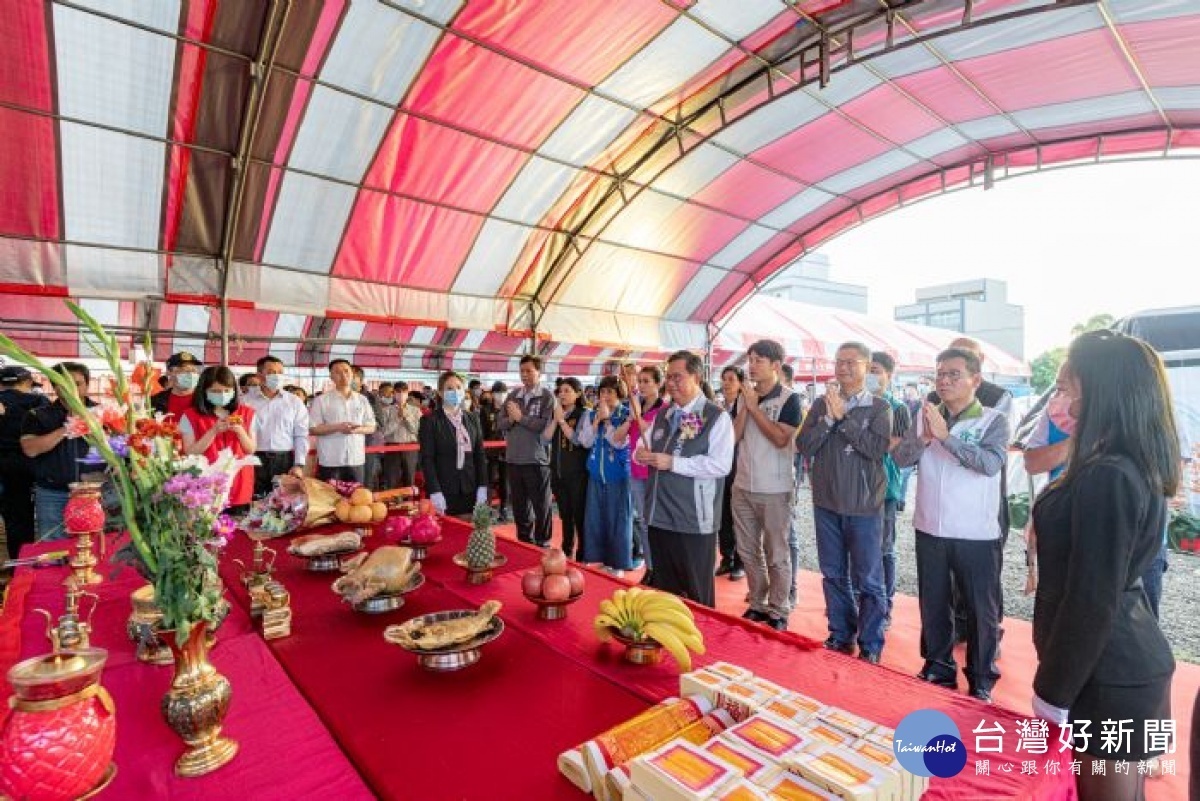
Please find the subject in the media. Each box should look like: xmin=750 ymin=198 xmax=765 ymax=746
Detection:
xmin=0 ymin=330 xmax=1184 ymax=799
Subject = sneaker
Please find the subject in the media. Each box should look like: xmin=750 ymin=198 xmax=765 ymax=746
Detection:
xmin=742 ymin=609 xmax=769 ymax=623
xmin=822 ymin=638 xmax=855 ymax=655
xmin=729 ymin=568 xmax=745 ymax=581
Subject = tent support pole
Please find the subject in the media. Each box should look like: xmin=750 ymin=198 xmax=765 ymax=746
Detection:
xmin=215 ymin=0 xmax=290 ymax=365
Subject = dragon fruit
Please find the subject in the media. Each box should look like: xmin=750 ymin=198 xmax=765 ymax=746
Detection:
xmin=382 ymin=514 xmax=413 ymax=540
xmin=407 ymin=514 xmax=442 ymax=545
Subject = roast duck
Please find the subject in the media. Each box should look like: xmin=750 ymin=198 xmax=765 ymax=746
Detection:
xmin=333 ymin=546 xmax=420 ymax=605
xmin=384 ymin=601 xmax=503 ymax=650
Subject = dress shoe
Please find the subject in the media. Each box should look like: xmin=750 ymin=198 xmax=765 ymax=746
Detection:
xmin=858 ymin=652 xmax=881 ymax=665
xmin=968 ymin=687 xmax=993 ymax=703
xmin=916 ymin=670 xmax=958 ymax=690
xmin=823 ymin=638 xmax=855 ymax=655
xmin=743 ymin=609 xmax=769 ymax=623
xmin=765 ymin=616 xmax=788 ymax=632
xmin=715 ymin=561 xmax=733 ymax=577
xmin=729 ymin=568 xmax=745 ymax=581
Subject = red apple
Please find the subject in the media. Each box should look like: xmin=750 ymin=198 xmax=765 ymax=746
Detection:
xmin=542 ymin=574 xmax=571 ymax=602
xmin=541 ymin=547 xmax=568 ymax=576
xmin=566 ymin=567 xmax=585 ymax=596
xmin=521 ymin=570 xmax=544 ymax=598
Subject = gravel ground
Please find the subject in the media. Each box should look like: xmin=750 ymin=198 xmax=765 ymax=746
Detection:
xmin=790 ymin=484 xmax=1200 ymax=665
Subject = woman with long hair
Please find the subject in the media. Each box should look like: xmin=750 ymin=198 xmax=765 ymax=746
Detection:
xmin=1031 ymin=331 xmax=1179 ymax=800
xmin=628 ymin=365 xmax=667 ymax=582
xmin=543 ymin=377 xmax=590 ymax=559
xmin=418 ymin=371 xmax=488 ymax=517
xmin=179 ymin=365 xmax=257 ymax=511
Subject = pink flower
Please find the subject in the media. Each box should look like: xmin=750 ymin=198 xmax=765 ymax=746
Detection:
xmin=63 ymin=415 xmax=91 ymax=439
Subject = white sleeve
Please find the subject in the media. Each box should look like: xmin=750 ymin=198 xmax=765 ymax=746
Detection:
xmin=672 ymin=411 xmax=734 ymax=480
xmin=575 ymin=410 xmax=598 ymax=448
xmin=292 ymin=398 xmax=310 ymax=465
xmin=1023 ymin=410 xmax=1051 ymax=450
xmin=308 ymin=395 xmax=325 ymax=428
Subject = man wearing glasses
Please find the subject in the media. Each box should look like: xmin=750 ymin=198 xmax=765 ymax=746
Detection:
xmin=894 ymin=348 xmax=1009 ymax=703
xmin=635 ymin=351 xmax=734 ymax=607
xmin=796 ymin=342 xmax=893 ymax=664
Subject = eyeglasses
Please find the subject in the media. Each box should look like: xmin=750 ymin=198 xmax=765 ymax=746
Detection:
xmin=834 ymin=359 xmax=865 ymax=368
xmin=936 ymin=370 xmax=970 ymax=382
xmin=666 ymin=372 xmax=689 ymax=384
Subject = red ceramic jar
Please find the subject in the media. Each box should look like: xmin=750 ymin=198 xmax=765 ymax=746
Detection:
xmin=62 ymin=482 xmax=105 ymax=535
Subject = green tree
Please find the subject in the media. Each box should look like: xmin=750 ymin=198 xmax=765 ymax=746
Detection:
xmin=1030 ymin=347 xmax=1067 ymax=393
xmin=1071 ymin=313 xmax=1115 ymax=337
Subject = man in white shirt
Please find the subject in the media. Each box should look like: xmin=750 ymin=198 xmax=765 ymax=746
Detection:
xmin=635 ymin=351 xmax=734 ymax=607
xmin=308 ymin=359 xmax=376 ymax=483
xmin=242 ymin=355 xmax=310 ymax=497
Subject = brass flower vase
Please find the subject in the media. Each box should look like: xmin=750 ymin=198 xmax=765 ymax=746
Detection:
xmin=161 ymin=622 xmax=238 ymax=777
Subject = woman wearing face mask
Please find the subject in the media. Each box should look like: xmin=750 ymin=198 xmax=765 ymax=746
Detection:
xmin=179 ymin=365 xmax=257 ymax=510
xmin=418 ymin=371 xmax=488 ymax=517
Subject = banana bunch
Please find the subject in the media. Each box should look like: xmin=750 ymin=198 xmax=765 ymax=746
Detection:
xmin=593 ymin=587 xmax=705 ymax=671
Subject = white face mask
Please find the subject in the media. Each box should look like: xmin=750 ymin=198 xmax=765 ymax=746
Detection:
xmin=379 ymin=395 xmax=394 ymax=405
xmin=264 ymin=374 xmax=285 ymax=392
xmin=865 ymin=374 xmax=883 ymax=395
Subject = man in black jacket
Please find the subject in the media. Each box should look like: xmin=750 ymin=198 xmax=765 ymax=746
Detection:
xmin=0 ymin=366 xmax=50 ymax=557
xmin=796 ymin=342 xmax=893 ymax=663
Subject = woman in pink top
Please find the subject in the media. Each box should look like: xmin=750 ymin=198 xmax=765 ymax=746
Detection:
xmin=628 ymin=365 xmax=666 ymax=583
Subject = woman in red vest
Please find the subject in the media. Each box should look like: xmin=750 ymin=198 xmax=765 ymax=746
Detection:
xmin=179 ymin=365 xmax=257 ymax=511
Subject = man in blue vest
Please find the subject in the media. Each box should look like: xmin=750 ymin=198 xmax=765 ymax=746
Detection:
xmin=635 ymin=351 xmax=734 ymax=607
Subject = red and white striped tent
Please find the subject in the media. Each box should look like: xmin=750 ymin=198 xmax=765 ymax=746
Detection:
xmin=714 ymin=295 xmax=1029 ymax=378
xmin=3 ymin=0 xmax=1197 ymax=366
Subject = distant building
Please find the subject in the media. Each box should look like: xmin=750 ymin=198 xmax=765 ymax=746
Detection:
xmin=761 ymin=253 xmax=868 ymax=313
xmin=894 ymin=278 xmax=1025 ymax=360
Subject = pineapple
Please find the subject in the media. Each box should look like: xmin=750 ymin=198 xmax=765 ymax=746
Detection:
xmin=465 ymin=502 xmax=496 ymax=569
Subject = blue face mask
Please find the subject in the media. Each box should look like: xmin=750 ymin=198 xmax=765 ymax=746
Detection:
xmin=207 ymin=390 xmax=235 ymax=408
xmin=443 ymin=389 xmax=464 ymax=407
xmin=865 ymin=374 xmax=883 ymax=395
xmin=264 ymin=374 xmax=285 ymax=392
xmin=176 ymin=372 xmax=198 ymax=392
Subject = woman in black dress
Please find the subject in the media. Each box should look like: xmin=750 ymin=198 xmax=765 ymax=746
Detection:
xmin=543 ymin=377 xmax=590 ymax=560
xmin=418 ymin=371 xmax=488 ymax=517
xmin=1031 ymin=331 xmax=1179 ymax=800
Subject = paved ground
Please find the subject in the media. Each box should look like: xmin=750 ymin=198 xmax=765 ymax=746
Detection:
xmin=790 ymin=483 xmax=1200 ymax=664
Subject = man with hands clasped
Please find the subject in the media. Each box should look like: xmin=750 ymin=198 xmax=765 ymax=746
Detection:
xmin=497 ymin=355 xmax=556 ymax=546
xmin=893 ymin=348 xmax=1009 ymax=703
xmin=796 ymin=342 xmax=892 ymax=664
xmin=308 ymin=359 xmax=376 ymax=484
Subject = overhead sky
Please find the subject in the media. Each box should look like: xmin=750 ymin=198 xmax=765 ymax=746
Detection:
xmin=817 ymin=159 xmax=1200 ymax=360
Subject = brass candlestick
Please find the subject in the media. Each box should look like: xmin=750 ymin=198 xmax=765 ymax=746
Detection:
xmin=69 ymin=529 xmax=103 ymax=586
xmin=257 ymin=580 xmax=292 ymax=640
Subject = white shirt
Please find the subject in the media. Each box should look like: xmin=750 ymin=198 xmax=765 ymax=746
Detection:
xmin=667 ymin=393 xmax=735 ymax=480
xmin=308 ymin=389 xmax=377 ymax=468
xmin=243 ymin=387 xmax=311 ymax=465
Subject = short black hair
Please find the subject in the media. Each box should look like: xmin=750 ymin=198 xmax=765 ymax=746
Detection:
xmin=837 ymin=341 xmax=871 ymax=361
xmin=194 ymin=365 xmax=241 ymax=415
xmin=557 ymin=376 xmax=584 ymax=394
xmin=238 ymin=373 xmax=258 ymax=389
xmin=328 ymin=358 xmax=352 ymax=372
xmin=53 ymin=361 xmax=90 ymax=384
xmin=257 ymin=355 xmax=284 ymax=372
xmin=519 ymin=354 xmax=543 ymax=371
xmin=378 ymin=381 xmax=394 ymax=391
xmin=468 ymin=379 xmax=481 ymax=390
xmin=437 ymin=370 xmax=464 ymax=393
xmin=871 ymin=351 xmax=896 ymax=375
xmin=667 ymin=350 xmax=704 ymax=379
xmin=780 ymin=363 xmax=794 ymax=382
xmin=721 ymin=365 xmax=745 ymax=383
xmin=394 ymin=381 xmax=408 ymax=392
xmin=351 ymin=364 xmax=365 ymax=379
xmin=747 ymin=339 xmax=784 ymax=364
xmin=597 ymin=374 xmax=627 ymax=399
xmin=936 ymin=348 xmax=981 ymax=375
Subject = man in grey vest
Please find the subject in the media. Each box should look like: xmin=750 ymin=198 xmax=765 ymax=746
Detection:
xmin=635 ymin=351 xmax=734 ymax=607
xmin=498 ymin=355 xmax=556 ymax=546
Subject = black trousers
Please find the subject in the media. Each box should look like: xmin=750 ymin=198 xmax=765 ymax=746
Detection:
xmin=488 ymin=454 xmax=509 ymax=510
xmin=0 ymin=459 xmax=36 ymax=559
xmin=916 ymin=531 xmax=1002 ymax=692
xmin=254 ymin=451 xmax=295 ymax=498
xmin=382 ymin=450 xmax=418 ymax=490
xmin=318 ymin=464 xmax=365 ymax=484
xmin=648 ymin=527 xmax=716 ymax=608
xmin=509 ymin=463 xmax=552 ymax=545
xmin=553 ymin=470 xmax=588 ymax=560
xmin=717 ymin=470 xmax=742 ymax=569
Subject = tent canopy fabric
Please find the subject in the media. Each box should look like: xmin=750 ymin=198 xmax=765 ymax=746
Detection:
xmin=3 ymin=0 xmax=1198 ymax=360
xmin=716 ymin=295 xmax=1029 ymax=377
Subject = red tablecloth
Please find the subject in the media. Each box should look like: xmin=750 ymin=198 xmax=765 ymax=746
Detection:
xmin=216 ymin=515 xmax=1074 ymax=801
xmin=2 ymin=541 xmax=374 ymax=800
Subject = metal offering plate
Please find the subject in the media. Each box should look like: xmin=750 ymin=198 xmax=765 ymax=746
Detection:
xmin=451 ymin=551 xmax=508 ymax=584
xmin=610 ymin=628 xmax=664 ymax=666
xmin=522 ymin=590 xmax=584 ymax=621
xmin=340 ymin=572 xmax=426 ymax=614
xmin=396 ymin=533 xmax=442 ymax=561
xmin=386 ymin=611 xmax=505 ymax=672
xmin=288 ymin=544 xmax=362 ymax=572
